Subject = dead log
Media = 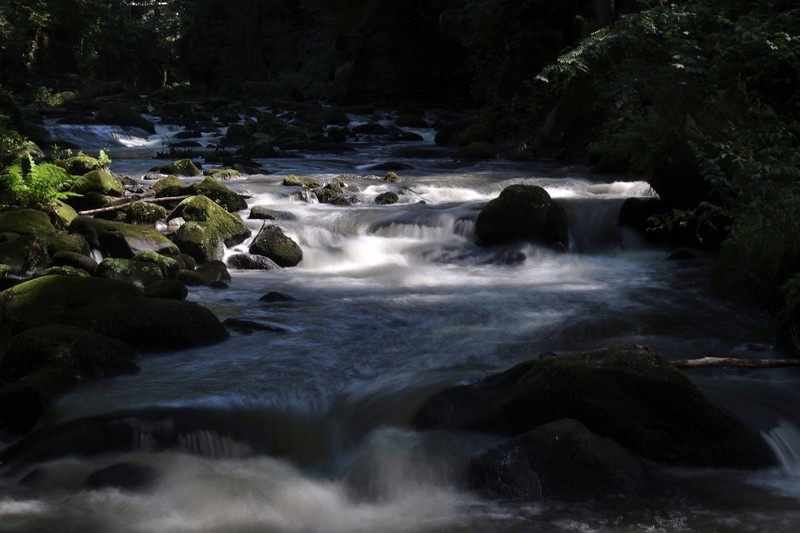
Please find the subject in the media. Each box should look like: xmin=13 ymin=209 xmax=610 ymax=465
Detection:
xmin=672 ymin=357 xmax=800 ymax=369
xmin=77 ymin=195 xmax=192 ymax=216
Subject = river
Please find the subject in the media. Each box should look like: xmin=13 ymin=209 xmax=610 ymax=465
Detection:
xmin=2 ymin=110 xmax=800 ymax=532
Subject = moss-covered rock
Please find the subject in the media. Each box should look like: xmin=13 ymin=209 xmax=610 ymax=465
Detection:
xmin=0 ymin=325 xmax=138 ymax=433
xmin=468 ymin=419 xmax=646 ymax=501
xmin=249 ymin=225 xmax=303 ymax=267
xmin=0 ymin=209 xmax=56 ymax=236
xmin=126 ymin=201 xmax=168 ymax=224
xmin=204 ymin=167 xmax=242 ymax=180
xmin=188 ymin=176 xmax=247 ymax=212
xmin=282 ymin=174 xmax=320 ymax=188
xmin=383 ymin=171 xmax=402 ymax=183
xmin=475 ymin=184 xmax=567 ymax=248
xmin=52 ymin=199 xmax=78 ymax=227
xmin=133 ymin=250 xmax=180 ymax=279
xmin=55 ymin=154 xmax=103 ymax=176
xmin=0 ymin=275 xmax=228 ymax=350
xmin=152 ymin=175 xmax=188 ymax=197
xmin=154 ymin=159 xmax=201 ymax=177
xmin=97 ymin=257 xmax=164 ymax=286
xmin=69 ymin=216 xmax=180 ymax=258
xmin=414 ymin=345 xmax=775 ymax=469
xmin=36 ymin=265 xmax=91 ymax=278
xmin=70 ymin=168 xmax=124 ymax=197
xmin=168 ymin=195 xmax=251 ymax=263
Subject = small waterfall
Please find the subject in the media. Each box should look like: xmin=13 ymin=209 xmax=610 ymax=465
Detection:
xmin=764 ymin=420 xmax=800 ymax=476
xmin=557 ymin=197 xmax=629 ymax=253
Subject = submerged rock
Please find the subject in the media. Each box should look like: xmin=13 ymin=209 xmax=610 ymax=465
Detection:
xmin=468 ymin=419 xmax=647 ymax=501
xmin=414 ymin=345 xmax=775 ymax=469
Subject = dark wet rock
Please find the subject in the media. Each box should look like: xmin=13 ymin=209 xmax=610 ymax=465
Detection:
xmin=249 ymin=225 xmax=302 ymax=267
xmin=226 ymin=253 xmax=281 ymax=271
xmin=666 ymin=250 xmax=696 ymax=261
xmin=248 ymin=206 xmax=297 ymax=221
xmin=618 ymin=197 xmax=664 ymax=242
xmin=1 ymin=275 xmax=228 ymax=351
xmin=0 ymin=325 xmax=138 ymax=433
xmin=414 ymin=345 xmax=775 ymax=469
xmin=315 ymin=187 xmax=347 ymax=205
xmin=85 ymin=462 xmax=159 ymax=491
xmin=475 ymin=184 xmax=567 ymax=248
xmin=195 ymin=260 xmax=231 ymax=282
xmin=260 ymin=291 xmax=296 ymax=303
xmin=222 ymin=318 xmax=288 ymax=333
xmin=69 ymin=216 xmax=180 ymax=258
xmin=37 ymin=265 xmax=91 ymax=278
xmin=455 ymin=141 xmax=496 ymax=160
xmin=383 ymin=171 xmax=402 ymax=183
xmin=51 ymin=250 xmax=98 ymax=274
xmin=375 ymin=191 xmax=400 ymax=205
xmin=468 ymin=419 xmax=647 ymax=502
xmin=395 ymin=114 xmax=429 ymax=128
xmin=353 ymin=122 xmax=389 ymax=135
xmin=142 ymin=279 xmax=188 ymax=300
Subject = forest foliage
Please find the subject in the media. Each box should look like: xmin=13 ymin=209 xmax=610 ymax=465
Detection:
xmin=0 ymin=0 xmax=799 ymax=349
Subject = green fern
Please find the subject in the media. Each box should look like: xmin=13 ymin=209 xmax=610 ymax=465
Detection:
xmin=1 ymin=154 xmax=79 ymax=208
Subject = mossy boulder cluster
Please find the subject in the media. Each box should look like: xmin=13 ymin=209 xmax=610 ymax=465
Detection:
xmin=414 ymin=345 xmax=775 ymax=501
xmin=0 ymin=172 xmax=288 ymax=434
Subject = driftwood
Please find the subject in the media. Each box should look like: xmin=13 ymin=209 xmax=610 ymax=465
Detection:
xmin=672 ymin=357 xmax=800 ymax=369
xmin=76 ymin=192 xmax=253 ymax=216
xmin=77 ymin=195 xmax=192 ymax=216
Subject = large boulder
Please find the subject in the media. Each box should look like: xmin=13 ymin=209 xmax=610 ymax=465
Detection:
xmin=0 ymin=325 xmax=138 ymax=433
xmin=168 ymin=195 xmax=251 ymax=263
xmin=0 ymin=209 xmax=87 ymax=273
xmin=97 ymin=257 xmax=164 ymax=286
xmin=248 ymin=225 xmax=303 ymax=267
xmin=414 ymin=346 xmax=775 ymax=469
xmin=55 ymin=153 xmax=103 ymax=175
xmin=69 ymin=168 xmax=124 ymax=197
xmin=187 ymin=176 xmax=247 ymax=212
xmin=468 ymin=419 xmax=647 ymax=501
xmin=154 ymin=159 xmax=201 ymax=177
xmin=475 ymin=184 xmax=567 ymax=248
xmin=0 ymin=275 xmax=229 ymax=351
xmin=69 ymin=216 xmax=180 ymax=258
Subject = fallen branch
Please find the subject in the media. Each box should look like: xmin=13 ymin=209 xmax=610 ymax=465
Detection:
xmin=77 ymin=195 xmax=191 ymax=215
xmin=672 ymin=357 xmax=800 ymax=369
xmin=76 ymin=191 xmax=253 ymax=216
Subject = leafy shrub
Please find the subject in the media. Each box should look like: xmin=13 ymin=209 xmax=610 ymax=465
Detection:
xmin=1 ymin=155 xmax=78 ymax=208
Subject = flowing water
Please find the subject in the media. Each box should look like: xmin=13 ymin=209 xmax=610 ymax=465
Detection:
xmin=2 ymin=112 xmax=800 ymax=532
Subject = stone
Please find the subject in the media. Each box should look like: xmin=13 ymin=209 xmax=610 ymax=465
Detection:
xmin=375 ymin=191 xmax=399 ymax=205
xmin=248 ymin=225 xmax=302 ymax=267
xmin=468 ymin=419 xmax=646 ymax=501
xmin=226 ymin=253 xmax=281 ymax=270
xmin=97 ymin=257 xmax=164 ymax=286
xmin=414 ymin=345 xmax=776 ymax=469
xmin=475 ymin=184 xmax=567 ymax=248
xmin=69 ymin=216 xmax=180 ymax=258
xmin=154 ymin=159 xmax=201 ymax=177
xmin=70 ymin=168 xmax=124 ymax=197
xmin=0 ymin=275 xmax=228 ymax=351
xmin=168 ymin=195 xmax=251 ymax=263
